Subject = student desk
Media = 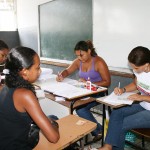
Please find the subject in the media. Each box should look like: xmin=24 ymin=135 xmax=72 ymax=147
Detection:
xmin=35 ymin=76 xmax=108 ymax=117
xmin=33 ymin=114 xmax=97 ymax=150
xmin=45 ymin=93 xmax=99 ymax=114
xmin=96 ymin=96 xmax=126 ymax=145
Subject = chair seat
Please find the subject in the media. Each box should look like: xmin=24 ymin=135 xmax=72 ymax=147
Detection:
xmin=132 ymin=128 xmax=150 ymax=138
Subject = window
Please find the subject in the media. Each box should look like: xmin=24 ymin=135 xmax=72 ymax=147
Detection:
xmin=0 ymin=0 xmax=17 ymax=31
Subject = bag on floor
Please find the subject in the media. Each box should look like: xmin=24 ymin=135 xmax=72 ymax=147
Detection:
xmin=28 ymin=115 xmax=59 ymax=149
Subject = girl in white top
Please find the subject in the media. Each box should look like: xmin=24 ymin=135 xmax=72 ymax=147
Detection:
xmin=99 ymin=46 xmax=150 ymax=150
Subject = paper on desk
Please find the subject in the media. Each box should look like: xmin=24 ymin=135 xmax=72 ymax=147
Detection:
xmin=103 ymin=92 xmax=134 ymax=105
xmin=37 ymin=68 xmax=54 ymax=81
xmin=35 ymin=89 xmax=45 ymax=100
xmin=55 ymin=96 xmax=66 ymax=101
xmin=40 ymin=82 xmax=92 ymax=99
xmin=80 ymin=97 xmax=90 ymax=100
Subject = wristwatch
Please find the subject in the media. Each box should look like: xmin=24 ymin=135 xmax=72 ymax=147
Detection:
xmin=123 ymin=87 xmax=126 ymax=93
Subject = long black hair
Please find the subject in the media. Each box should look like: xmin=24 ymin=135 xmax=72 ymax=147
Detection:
xmin=5 ymin=46 xmax=37 ymax=94
xmin=128 ymin=46 xmax=150 ymax=66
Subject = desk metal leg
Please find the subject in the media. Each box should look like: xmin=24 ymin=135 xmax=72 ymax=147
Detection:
xmin=79 ymin=138 xmax=84 ymax=150
xmin=102 ymin=104 xmax=106 ymax=146
xmin=101 ymin=90 xmax=108 ymax=146
xmin=70 ymin=100 xmax=77 ymax=114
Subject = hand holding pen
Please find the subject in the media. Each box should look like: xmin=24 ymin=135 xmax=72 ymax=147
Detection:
xmin=114 ymin=82 xmax=124 ymax=95
xmin=56 ymin=72 xmax=64 ymax=82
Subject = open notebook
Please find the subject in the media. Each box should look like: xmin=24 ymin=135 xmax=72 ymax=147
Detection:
xmin=35 ymin=77 xmax=107 ymax=99
xmin=101 ymin=92 xmax=135 ymax=105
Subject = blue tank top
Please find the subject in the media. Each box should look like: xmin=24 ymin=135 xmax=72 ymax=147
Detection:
xmin=0 ymin=86 xmax=32 ymax=150
xmin=79 ymin=57 xmax=102 ymax=83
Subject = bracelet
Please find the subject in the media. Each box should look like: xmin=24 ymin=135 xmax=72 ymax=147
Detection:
xmin=123 ymin=87 xmax=126 ymax=93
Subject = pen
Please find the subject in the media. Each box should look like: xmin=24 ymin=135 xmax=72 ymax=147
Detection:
xmin=118 ymin=82 xmax=120 ymax=96
xmin=118 ymin=82 xmax=120 ymax=88
xmin=58 ymin=71 xmax=62 ymax=77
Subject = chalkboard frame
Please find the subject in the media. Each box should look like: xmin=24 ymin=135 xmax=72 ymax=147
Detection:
xmin=38 ymin=0 xmax=93 ymax=62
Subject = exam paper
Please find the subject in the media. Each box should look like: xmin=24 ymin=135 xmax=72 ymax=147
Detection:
xmin=40 ymin=80 xmax=92 ymax=99
xmin=37 ymin=68 xmax=54 ymax=81
xmin=103 ymin=92 xmax=135 ymax=105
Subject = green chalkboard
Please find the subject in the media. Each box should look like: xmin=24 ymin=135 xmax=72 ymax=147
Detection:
xmin=38 ymin=0 xmax=92 ymax=61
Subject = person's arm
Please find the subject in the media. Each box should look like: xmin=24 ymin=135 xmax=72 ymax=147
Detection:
xmin=14 ymin=89 xmax=60 ymax=143
xmin=94 ymin=57 xmax=111 ymax=87
xmin=56 ymin=59 xmax=79 ymax=82
xmin=114 ymin=78 xmax=137 ymax=95
xmin=128 ymin=93 xmax=150 ymax=102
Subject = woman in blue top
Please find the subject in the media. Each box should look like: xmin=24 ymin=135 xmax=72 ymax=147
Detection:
xmin=56 ymin=40 xmax=111 ymax=140
xmin=0 ymin=46 xmax=60 ymax=150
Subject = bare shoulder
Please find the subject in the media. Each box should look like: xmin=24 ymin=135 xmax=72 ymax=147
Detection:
xmin=71 ymin=58 xmax=80 ymax=67
xmin=95 ymin=56 xmax=106 ymax=65
xmin=13 ymin=88 xmax=38 ymax=112
xmin=73 ymin=58 xmax=80 ymax=63
xmin=13 ymin=88 xmax=37 ymax=102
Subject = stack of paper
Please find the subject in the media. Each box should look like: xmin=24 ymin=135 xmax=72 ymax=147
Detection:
xmin=38 ymin=68 xmax=54 ymax=81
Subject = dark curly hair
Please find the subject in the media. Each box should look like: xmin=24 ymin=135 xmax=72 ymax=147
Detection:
xmin=128 ymin=46 xmax=150 ymax=66
xmin=5 ymin=46 xmax=37 ymax=94
xmin=74 ymin=40 xmax=97 ymax=57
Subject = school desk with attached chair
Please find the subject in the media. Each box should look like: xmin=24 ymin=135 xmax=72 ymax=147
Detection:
xmin=33 ymin=114 xmax=97 ymax=150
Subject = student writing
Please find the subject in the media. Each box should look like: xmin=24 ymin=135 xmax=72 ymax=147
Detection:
xmin=99 ymin=46 xmax=150 ymax=150
xmin=56 ymin=40 xmax=111 ymax=141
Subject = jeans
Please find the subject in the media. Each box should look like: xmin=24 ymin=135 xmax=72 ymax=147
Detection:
xmin=105 ymin=104 xmax=150 ymax=150
xmin=76 ymin=101 xmax=102 ymax=136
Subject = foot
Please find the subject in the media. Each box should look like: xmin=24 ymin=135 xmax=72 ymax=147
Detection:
xmin=93 ymin=133 xmax=102 ymax=142
xmin=98 ymin=144 xmax=112 ymax=150
xmin=87 ymin=145 xmax=98 ymax=150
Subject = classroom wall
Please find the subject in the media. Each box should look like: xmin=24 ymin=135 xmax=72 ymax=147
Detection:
xmin=93 ymin=0 xmax=150 ymax=69
xmin=17 ymin=0 xmax=150 ymax=69
xmin=17 ymin=0 xmax=134 ymax=91
xmin=0 ymin=31 xmax=20 ymax=49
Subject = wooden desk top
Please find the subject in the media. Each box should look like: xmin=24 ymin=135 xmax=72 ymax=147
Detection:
xmin=33 ymin=115 xmax=96 ymax=150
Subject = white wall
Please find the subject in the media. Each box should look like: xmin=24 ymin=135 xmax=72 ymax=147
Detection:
xmin=17 ymin=0 xmax=50 ymax=28
xmin=17 ymin=0 xmax=150 ymax=69
xmin=93 ymin=0 xmax=150 ymax=68
xmin=17 ymin=0 xmax=51 ymax=51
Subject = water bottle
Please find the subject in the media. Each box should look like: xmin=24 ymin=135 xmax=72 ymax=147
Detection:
xmin=86 ymin=77 xmax=91 ymax=90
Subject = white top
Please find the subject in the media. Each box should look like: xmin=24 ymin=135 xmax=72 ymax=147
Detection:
xmin=134 ymin=71 xmax=150 ymax=110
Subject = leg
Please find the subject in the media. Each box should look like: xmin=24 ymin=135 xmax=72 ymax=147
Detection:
xmin=76 ymin=101 xmax=102 ymax=136
xmin=104 ymin=104 xmax=145 ymax=150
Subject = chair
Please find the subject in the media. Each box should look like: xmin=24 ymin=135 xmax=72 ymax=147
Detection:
xmin=125 ymin=128 xmax=150 ymax=150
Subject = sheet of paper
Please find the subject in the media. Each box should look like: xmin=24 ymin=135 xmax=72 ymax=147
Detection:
xmin=37 ymin=68 xmax=54 ymax=81
xmin=103 ymin=92 xmax=135 ymax=105
xmin=40 ymin=80 xmax=92 ymax=99
xmin=35 ymin=76 xmax=107 ymax=99
xmin=35 ymin=89 xmax=45 ymax=100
